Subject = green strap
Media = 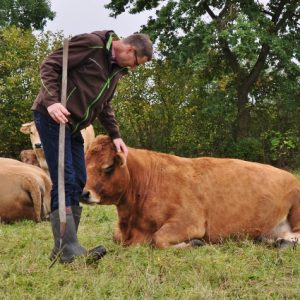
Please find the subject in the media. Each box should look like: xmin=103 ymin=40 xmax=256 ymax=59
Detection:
xmin=106 ymin=34 xmax=113 ymax=51
xmin=106 ymin=32 xmax=119 ymax=51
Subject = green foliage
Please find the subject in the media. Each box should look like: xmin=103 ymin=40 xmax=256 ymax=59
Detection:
xmin=111 ymin=57 xmax=300 ymax=166
xmin=0 ymin=0 xmax=55 ymax=30
xmin=1 ymin=1 xmax=300 ymax=167
xmin=106 ymin=0 xmax=300 ymax=145
xmin=0 ymin=205 xmax=299 ymax=299
xmin=0 ymin=26 xmax=63 ymax=157
xmin=113 ymin=60 xmax=202 ymax=156
xmin=232 ymin=137 xmax=265 ymax=162
xmin=267 ymin=130 xmax=299 ymax=167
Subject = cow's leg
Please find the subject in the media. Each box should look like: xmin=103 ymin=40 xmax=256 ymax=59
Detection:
xmin=275 ymin=214 xmax=300 ymax=247
xmin=288 ymin=197 xmax=300 ymax=234
xmin=113 ymin=226 xmax=122 ymax=244
xmin=152 ymin=218 xmax=206 ymax=249
xmin=271 ymin=196 xmax=300 ymax=247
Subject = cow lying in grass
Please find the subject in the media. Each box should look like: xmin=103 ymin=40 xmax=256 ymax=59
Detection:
xmin=0 ymin=158 xmax=51 ymax=223
xmin=82 ymin=135 xmax=300 ymax=249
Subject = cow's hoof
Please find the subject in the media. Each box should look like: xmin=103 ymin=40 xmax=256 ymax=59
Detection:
xmin=274 ymin=239 xmax=296 ymax=248
xmin=189 ymin=239 xmax=205 ymax=247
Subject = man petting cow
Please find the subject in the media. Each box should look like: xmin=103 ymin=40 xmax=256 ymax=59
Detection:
xmin=31 ymin=30 xmax=153 ymax=263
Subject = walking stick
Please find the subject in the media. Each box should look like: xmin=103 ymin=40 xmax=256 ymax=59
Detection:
xmin=49 ymin=38 xmax=69 ymax=268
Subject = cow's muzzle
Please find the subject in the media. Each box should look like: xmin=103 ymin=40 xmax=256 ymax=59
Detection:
xmin=80 ymin=190 xmax=99 ymax=205
xmin=34 ymin=143 xmax=42 ymax=149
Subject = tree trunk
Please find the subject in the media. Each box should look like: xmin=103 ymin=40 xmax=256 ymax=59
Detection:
xmin=233 ymin=89 xmax=251 ymax=140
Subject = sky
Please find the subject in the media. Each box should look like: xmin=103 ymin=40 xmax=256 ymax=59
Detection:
xmin=44 ymin=0 xmax=155 ymax=38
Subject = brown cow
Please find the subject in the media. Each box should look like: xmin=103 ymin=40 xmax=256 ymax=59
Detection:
xmin=83 ymin=135 xmax=300 ymax=249
xmin=20 ymin=149 xmax=40 ymax=167
xmin=20 ymin=122 xmax=49 ymax=175
xmin=0 ymin=158 xmax=51 ymax=223
xmin=20 ymin=122 xmax=95 ymax=174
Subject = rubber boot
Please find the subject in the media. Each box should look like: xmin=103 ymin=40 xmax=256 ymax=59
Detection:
xmin=49 ymin=207 xmax=82 ymax=260
xmin=71 ymin=205 xmax=107 ymax=262
xmin=49 ymin=209 xmax=86 ymax=263
xmin=49 ymin=211 xmax=60 ymax=261
xmin=71 ymin=205 xmax=83 ymax=232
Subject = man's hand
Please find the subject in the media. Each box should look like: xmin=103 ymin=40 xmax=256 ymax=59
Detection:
xmin=47 ymin=103 xmax=70 ymax=124
xmin=113 ymin=138 xmax=128 ymax=157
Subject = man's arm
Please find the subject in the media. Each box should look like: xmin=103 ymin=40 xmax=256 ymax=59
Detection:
xmin=98 ymin=102 xmax=128 ymax=157
xmin=40 ymin=33 xmax=103 ymax=110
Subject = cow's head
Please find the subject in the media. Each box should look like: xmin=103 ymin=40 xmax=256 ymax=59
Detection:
xmin=83 ymin=135 xmax=130 ymax=205
xmin=20 ymin=122 xmax=42 ymax=148
xmin=20 ymin=149 xmax=40 ymax=167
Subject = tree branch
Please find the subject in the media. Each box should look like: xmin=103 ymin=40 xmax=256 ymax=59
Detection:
xmin=242 ymin=0 xmax=296 ymax=92
xmin=203 ymin=1 xmax=241 ymax=74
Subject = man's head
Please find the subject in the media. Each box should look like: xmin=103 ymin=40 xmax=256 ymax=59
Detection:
xmin=112 ymin=33 xmax=153 ymax=69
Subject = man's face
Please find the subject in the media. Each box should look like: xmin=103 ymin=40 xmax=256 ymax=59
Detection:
xmin=115 ymin=46 xmax=149 ymax=69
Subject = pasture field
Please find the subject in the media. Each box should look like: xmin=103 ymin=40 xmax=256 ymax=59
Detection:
xmin=0 ymin=205 xmax=299 ymax=300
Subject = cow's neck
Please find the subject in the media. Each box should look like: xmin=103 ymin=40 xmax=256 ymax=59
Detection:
xmin=116 ymin=148 xmax=164 ymax=240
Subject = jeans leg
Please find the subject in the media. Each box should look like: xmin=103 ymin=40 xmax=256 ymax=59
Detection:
xmin=33 ymin=111 xmax=78 ymax=211
xmin=70 ymin=132 xmax=86 ymax=206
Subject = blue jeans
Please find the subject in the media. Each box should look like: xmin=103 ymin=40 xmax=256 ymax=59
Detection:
xmin=33 ymin=111 xmax=86 ymax=211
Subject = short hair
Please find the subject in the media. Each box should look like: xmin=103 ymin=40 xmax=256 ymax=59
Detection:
xmin=123 ymin=33 xmax=153 ymax=61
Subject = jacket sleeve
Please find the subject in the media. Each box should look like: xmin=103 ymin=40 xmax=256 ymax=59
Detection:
xmin=98 ymin=100 xmax=121 ymax=139
xmin=40 ymin=33 xmax=103 ymax=108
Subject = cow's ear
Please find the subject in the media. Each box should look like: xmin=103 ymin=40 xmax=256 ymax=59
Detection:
xmin=115 ymin=152 xmax=126 ymax=167
xmin=20 ymin=124 xmax=30 ymax=134
xmin=20 ymin=122 xmax=33 ymax=134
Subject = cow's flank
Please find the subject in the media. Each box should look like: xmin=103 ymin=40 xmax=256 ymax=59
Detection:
xmin=0 ymin=158 xmax=51 ymax=223
xmin=83 ymin=135 xmax=300 ymax=249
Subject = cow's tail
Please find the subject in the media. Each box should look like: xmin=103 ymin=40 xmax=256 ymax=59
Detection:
xmin=22 ymin=177 xmax=42 ymax=222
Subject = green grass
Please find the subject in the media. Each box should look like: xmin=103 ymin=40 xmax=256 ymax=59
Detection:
xmin=0 ymin=205 xmax=299 ymax=300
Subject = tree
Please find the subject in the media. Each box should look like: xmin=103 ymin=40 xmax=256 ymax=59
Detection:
xmin=0 ymin=26 xmax=62 ymax=157
xmin=105 ymin=0 xmax=300 ymax=141
xmin=0 ymin=0 xmax=55 ymax=30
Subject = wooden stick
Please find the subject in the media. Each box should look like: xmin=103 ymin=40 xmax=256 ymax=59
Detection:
xmin=58 ymin=38 xmax=69 ymax=234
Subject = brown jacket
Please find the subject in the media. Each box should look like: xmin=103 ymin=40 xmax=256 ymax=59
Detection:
xmin=32 ymin=30 xmax=128 ymax=138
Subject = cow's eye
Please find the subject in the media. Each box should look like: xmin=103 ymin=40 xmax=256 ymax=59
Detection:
xmin=102 ymin=164 xmax=115 ymax=175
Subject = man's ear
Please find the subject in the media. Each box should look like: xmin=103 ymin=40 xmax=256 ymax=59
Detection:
xmin=125 ymin=44 xmax=134 ymax=54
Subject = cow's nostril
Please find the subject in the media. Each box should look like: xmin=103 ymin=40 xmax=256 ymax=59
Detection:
xmin=80 ymin=190 xmax=90 ymax=204
xmin=34 ymin=143 xmax=42 ymax=149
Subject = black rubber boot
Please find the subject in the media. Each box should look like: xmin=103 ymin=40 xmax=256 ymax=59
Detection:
xmin=71 ymin=205 xmax=83 ymax=232
xmin=49 ymin=207 xmax=82 ymax=260
xmin=49 ymin=211 xmax=61 ymax=261
xmin=71 ymin=205 xmax=107 ymax=262
xmin=49 ymin=209 xmax=86 ymax=263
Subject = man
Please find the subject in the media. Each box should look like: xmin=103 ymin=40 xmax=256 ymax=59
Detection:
xmin=32 ymin=30 xmax=153 ymax=263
